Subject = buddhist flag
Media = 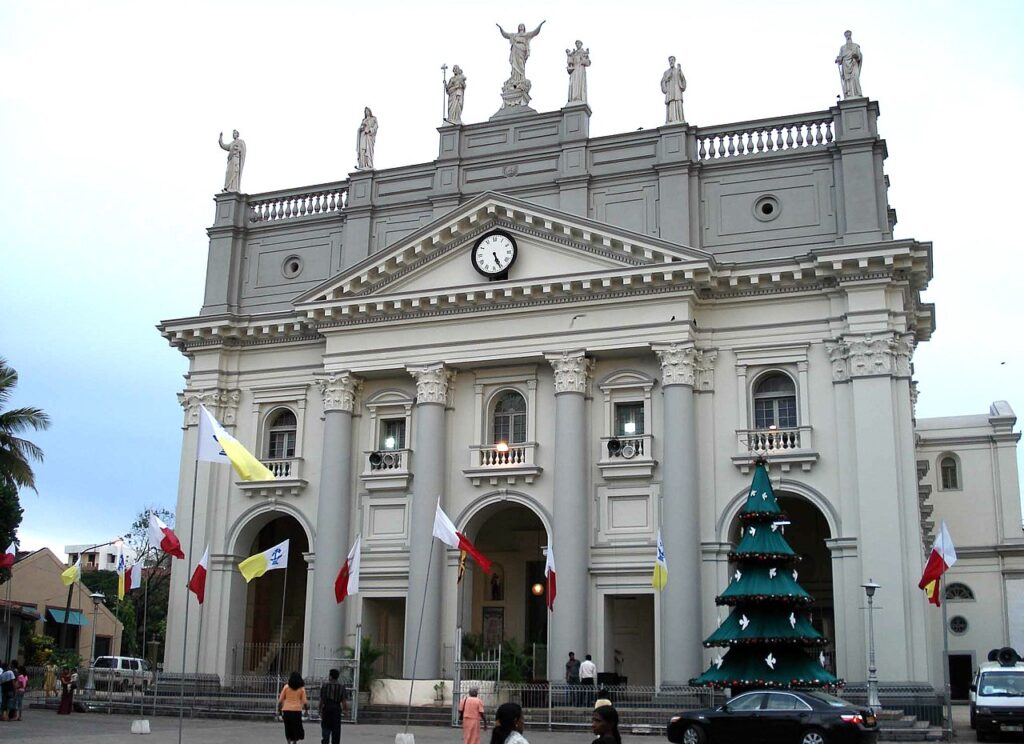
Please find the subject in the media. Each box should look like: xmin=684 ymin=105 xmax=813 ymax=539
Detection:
xmin=61 ymin=557 xmax=81 ymax=587
xmin=238 ymin=539 xmax=289 ymax=583
xmin=433 ymin=499 xmax=492 ymax=574
xmin=198 ymin=404 xmax=274 ymax=481
xmin=0 ymin=542 xmax=15 ymax=570
xmin=128 ymin=561 xmax=143 ymax=591
xmin=652 ymin=529 xmax=668 ymax=591
xmin=188 ymin=546 xmax=210 ymax=604
xmin=544 ymin=543 xmax=557 ymax=611
xmin=919 ymin=521 xmax=957 ymax=606
xmin=457 ymin=550 xmax=468 ymax=584
xmin=116 ymin=543 xmax=127 ymax=600
xmin=335 ymin=535 xmax=360 ymax=603
xmin=148 ymin=514 xmax=185 ymax=559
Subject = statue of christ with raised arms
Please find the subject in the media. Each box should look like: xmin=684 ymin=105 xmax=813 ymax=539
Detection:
xmin=496 ymin=20 xmax=545 ymax=83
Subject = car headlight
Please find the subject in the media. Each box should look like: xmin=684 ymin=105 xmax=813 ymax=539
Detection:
xmin=670 ymin=716 xmax=681 ymax=723
xmin=976 ymin=707 xmax=991 ymax=715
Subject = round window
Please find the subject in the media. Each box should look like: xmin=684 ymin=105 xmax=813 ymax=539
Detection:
xmin=282 ymin=255 xmax=303 ymax=279
xmin=753 ymin=195 xmax=781 ymax=222
xmin=949 ymin=616 xmax=968 ymax=635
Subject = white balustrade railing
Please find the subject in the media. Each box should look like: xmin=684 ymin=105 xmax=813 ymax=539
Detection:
xmin=470 ymin=442 xmax=537 ymax=468
xmin=260 ymin=457 xmax=301 ymax=479
xmin=600 ymin=434 xmax=653 ymax=461
xmin=365 ymin=448 xmax=410 ymax=472
xmin=695 ymin=114 xmax=834 ymax=161
xmin=738 ymin=427 xmax=811 ymax=454
xmin=249 ymin=184 xmax=348 ymax=223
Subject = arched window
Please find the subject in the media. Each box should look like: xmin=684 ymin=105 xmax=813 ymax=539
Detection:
xmin=945 ymin=582 xmax=975 ymax=601
xmin=267 ymin=409 xmax=297 ymax=459
xmin=753 ymin=373 xmax=797 ymax=429
xmin=940 ymin=456 xmax=960 ymax=490
xmin=492 ymin=391 xmax=527 ymax=444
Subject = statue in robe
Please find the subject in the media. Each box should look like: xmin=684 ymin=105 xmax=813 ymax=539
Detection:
xmin=661 ymin=56 xmax=687 ymax=124
xmin=566 ymin=41 xmax=590 ymax=105
xmin=446 ymin=65 xmax=467 ymax=125
xmin=835 ymin=30 xmax=863 ymax=99
xmin=496 ymin=21 xmax=545 ymax=84
xmin=356 ymin=107 xmax=378 ymax=170
xmin=218 ymin=130 xmax=246 ymax=192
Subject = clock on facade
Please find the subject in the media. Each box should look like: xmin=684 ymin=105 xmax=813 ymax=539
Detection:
xmin=471 ymin=230 xmax=518 ymax=280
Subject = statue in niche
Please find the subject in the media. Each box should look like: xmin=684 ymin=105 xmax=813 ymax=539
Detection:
xmin=566 ymin=40 xmax=590 ymax=105
xmin=218 ymin=129 xmax=246 ymax=192
xmin=490 ymin=571 xmax=503 ymax=601
xmin=661 ymin=56 xmax=687 ymax=124
xmin=496 ymin=20 xmax=545 ymax=109
xmin=356 ymin=107 xmax=378 ymax=170
xmin=835 ymin=30 xmax=863 ymax=99
xmin=446 ymin=65 xmax=467 ymax=125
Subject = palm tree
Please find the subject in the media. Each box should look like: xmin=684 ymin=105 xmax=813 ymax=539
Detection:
xmin=0 ymin=359 xmax=51 ymax=492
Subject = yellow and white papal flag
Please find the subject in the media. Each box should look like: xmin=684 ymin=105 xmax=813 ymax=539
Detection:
xmin=198 ymin=404 xmax=275 ymax=481
xmin=652 ymin=529 xmax=669 ymax=591
xmin=238 ymin=539 xmax=290 ymax=583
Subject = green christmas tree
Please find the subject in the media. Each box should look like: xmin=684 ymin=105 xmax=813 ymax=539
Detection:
xmin=691 ymin=459 xmax=840 ymax=690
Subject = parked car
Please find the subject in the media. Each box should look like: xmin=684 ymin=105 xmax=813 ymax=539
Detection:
xmin=970 ymin=647 xmax=1024 ymax=742
xmin=91 ymin=656 xmax=152 ymax=691
xmin=667 ymin=689 xmax=878 ymax=744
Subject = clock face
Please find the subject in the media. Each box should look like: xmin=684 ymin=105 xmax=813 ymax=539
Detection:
xmin=472 ymin=231 xmax=518 ymax=278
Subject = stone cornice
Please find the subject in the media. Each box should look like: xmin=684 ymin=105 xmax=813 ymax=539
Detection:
xmin=315 ymin=371 xmax=362 ymax=413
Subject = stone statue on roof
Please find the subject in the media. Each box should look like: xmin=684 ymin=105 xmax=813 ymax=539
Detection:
xmin=446 ymin=65 xmax=467 ymax=125
xmin=566 ymin=41 xmax=590 ymax=105
xmin=356 ymin=107 xmax=378 ymax=170
xmin=661 ymin=56 xmax=687 ymax=125
xmin=835 ymin=30 xmax=863 ymax=99
xmin=496 ymin=20 xmax=545 ymax=110
xmin=218 ymin=130 xmax=246 ymax=193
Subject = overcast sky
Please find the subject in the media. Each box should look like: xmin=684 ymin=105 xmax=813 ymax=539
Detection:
xmin=2 ymin=0 xmax=1022 ymax=557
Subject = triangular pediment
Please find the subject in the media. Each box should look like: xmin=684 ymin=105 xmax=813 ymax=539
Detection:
xmin=295 ymin=192 xmax=711 ymax=316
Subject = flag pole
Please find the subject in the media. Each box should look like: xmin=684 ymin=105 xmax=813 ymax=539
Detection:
xmin=4 ymin=578 xmax=12 ymax=662
xmin=277 ymin=560 xmax=289 ymax=690
xmin=139 ymin=548 xmax=151 ymax=718
xmin=404 ymin=539 xmax=436 ymax=734
xmin=177 ymin=458 xmax=200 ymax=744
xmin=940 ymin=571 xmax=952 ymax=740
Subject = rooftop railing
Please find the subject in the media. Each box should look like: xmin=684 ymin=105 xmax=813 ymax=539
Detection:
xmin=248 ymin=182 xmax=348 ymax=224
xmin=695 ymin=110 xmax=835 ymax=161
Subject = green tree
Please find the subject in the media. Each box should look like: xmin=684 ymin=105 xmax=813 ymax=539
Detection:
xmin=0 ymin=359 xmax=51 ymax=493
xmin=124 ymin=507 xmax=175 ymax=660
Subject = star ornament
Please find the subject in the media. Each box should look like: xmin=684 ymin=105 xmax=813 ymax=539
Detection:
xmin=714 ymin=655 xmax=724 ymax=669
xmin=739 ymin=614 xmax=750 ymax=630
xmin=749 ymin=526 xmax=757 ymax=536
xmin=765 ymin=652 xmax=777 ymax=670
xmin=789 ymin=612 xmax=796 ymax=629
xmin=771 ymin=523 xmax=778 ymax=532
xmin=761 ymin=491 xmax=768 ymax=501
xmin=733 ymin=569 xmax=742 ymax=583
xmin=793 ymin=569 xmax=799 ymax=582
xmin=819 ymin=651 xmax=827 ymax=668
xmin=769 ymin=568 xmax=777 ymax=579
xmin=750 ymin=488 xmax=757 ymax=498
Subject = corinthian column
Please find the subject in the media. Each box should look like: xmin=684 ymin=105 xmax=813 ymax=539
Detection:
xmin=309 ymin=371 xmax=361 ymax=662
xmin=544 ymin=350 xmax=593 ymax=677
xmin=652 ymin=342 xmax=705 ymax=684
xmin=404 ymin=363 xmax=456 ymax=678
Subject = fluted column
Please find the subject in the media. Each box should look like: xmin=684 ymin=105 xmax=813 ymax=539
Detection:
xmin=309 ymin=372 xmax=361 ymax=661
xmin=404 ymin=363 xmax=456 ymax=678
xmin=545 ymin=350 xmax=593 ymax=676
xmin=653 ymin=342 xmax=706 ymax=684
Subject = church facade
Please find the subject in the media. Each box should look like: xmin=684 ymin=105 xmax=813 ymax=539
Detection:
xmin=159 ymin=56 xmax=1021 ymax=690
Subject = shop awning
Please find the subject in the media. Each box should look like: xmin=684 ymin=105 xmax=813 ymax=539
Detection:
xmin=47 ymin=608 xmax=89 ymax=626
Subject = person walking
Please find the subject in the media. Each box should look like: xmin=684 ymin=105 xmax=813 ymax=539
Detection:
xmin=277 ymin=671 xmax=309 ymax=744
xmin=459 ymin=686 xmax=487 ymax=744
xmin=43 ymin=661 xmax=57 ymax=698
xmin=13 ymin=665 xmax=27 ymax=721
xmin=591 ymin=705 xmax=622 ymax=744
xmin=490 ymin=702 xmax=528 ymax=744
xmin=317 ymin=668 xmax=348 ymax=744
xmin=0 ymin=661 xmax=15 ymax=721
xmin=56 ymin=668 xmax=74 ymax=715
xmin=579 ymin=654 xmax=596 ymax=690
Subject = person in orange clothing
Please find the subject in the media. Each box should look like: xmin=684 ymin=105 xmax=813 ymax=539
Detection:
xmin=458 ymin=686 xmax=487 ymax=744
xmin=277 ymin=671 xmax=309 ymax=744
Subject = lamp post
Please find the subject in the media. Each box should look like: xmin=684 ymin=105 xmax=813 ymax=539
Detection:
xmin=84 ymin=591 xmax=105 ymax=691
xmin=862 ymin=579 xmax=881 ymax=711
xmin=58 ymin=537 xmax=123 ymax=652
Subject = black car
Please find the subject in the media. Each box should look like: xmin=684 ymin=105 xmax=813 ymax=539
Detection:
xmin=667 ymin=690 xmax=878 ymax=744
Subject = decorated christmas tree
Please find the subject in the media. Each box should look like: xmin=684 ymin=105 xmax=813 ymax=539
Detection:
xmin=691 ymin=459 xmax=840 ymax=690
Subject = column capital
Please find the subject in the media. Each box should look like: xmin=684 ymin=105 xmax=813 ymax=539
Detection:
xmin=315 ymin=371 xmax=362 ymax=413
xmin=652 ymin=342 xmax=716 ymax=389
xmin=408 ymin=363 xmax=457 ymax=406
xmin=545 ymin=350 xmax=593 ymax=394
xmin=824 ymin=332 xmax=913 ymax=382
xmin=178 ymin=388 xmax=241 ymax=428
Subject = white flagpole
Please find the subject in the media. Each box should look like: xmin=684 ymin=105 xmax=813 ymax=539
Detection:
xmin=940 ymin=571 xmax=952 ymax=739
xmin=404 ymin=541 xmax=436 ymax=734
xmin=277 ymin=560 xmax=289 ymax=690
xmin=177 ymin=458 xmax=200 ymax=744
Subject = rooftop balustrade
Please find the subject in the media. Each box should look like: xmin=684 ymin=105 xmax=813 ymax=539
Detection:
xmin=694 ymin=110 xmax=835 ymax=162
xmin=247 ymin=182 xmax=348 ymax=224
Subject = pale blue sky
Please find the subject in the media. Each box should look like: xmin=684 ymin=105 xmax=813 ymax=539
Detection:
xmin=2 ymin=0 xmax=1022 ymax=555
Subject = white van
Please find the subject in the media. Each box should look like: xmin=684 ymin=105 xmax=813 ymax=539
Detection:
xmin=92 ymin=656 xmax=152 ymax=691
xmin=970 ymin=647 xmax=1024 ymax=742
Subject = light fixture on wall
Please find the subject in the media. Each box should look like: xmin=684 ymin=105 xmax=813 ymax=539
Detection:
xmin=495 ymin=441 xmax=510 ymax=453
xmin=623 ymin=421 xmax=636 ymax=434
xmin=531 ymin=583 xmax=544 ymax=596
xmin=384 ymin=436 xmax=396 ymax=450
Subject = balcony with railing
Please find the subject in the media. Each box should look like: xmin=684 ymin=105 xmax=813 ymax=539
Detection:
xmin=360 ymin=448 xmax=412 ymax=491
xmin=598 ymin=434 xmax=656 ymax=479
xmin=463 ymin=442 xmax=542 ymax=486
xmin=236 ymin=457 xmax=307 ymax=497
xmin=733 ymin=426 xmax=818 ymax=473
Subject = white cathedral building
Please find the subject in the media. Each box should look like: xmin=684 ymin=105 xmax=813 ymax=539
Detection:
xmin=159 ymin=33 xmax=1023 ymax=698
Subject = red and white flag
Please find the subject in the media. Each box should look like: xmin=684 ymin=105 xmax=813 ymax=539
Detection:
xmin=148 ymin=514 xmax=185 ymax=560
xmin=0 ymin=542 xmax=15 ymax=569
xmin=335 ymin=535 xmax=361 ymax=603
xmin=918 ymin=521 xmax=957 ymax=606
xmin=433 ymin=499 xmax=492 ymax=574
xmin=188 ymin=546 xmax=210 ymax=604
xmin=545 ymin=543 xmax=557 ymax=611
xmin=128 ymin=561 xmax=143 ymax=591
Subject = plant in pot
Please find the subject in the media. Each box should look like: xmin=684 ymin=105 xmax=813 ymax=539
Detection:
xmin=499 ymin=638 xmax=531 ymax=703
xmin=344 ymin=636 xmax=387 ymax=706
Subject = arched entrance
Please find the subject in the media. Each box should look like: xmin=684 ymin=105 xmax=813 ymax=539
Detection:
xmin=237 ymin=514 xmax=309 ymax=674
xmin=726 ymin=492 xmax=836 ymax=673
xmin=461 ymin=501 xmax=549 ymax=679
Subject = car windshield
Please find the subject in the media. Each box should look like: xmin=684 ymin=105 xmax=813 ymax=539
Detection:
xmin=93 ymin=658 xmax=115 ymax=669
xmin=804 ymin=692 xmax=854 ymax=708
xmin=979 ymin=672 xmax=1024 ymax=697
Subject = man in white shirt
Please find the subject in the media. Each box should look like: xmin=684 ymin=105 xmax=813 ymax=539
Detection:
xmin=580 ymin=654 xmax=597 ymax=689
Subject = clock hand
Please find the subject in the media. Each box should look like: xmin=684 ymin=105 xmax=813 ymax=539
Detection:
xmin=492 ymin=251 xmax=500 ymax=264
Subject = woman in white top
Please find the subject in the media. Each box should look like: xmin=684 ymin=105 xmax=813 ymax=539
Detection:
xmin=490 ymin=702 xmax=529 ymax=744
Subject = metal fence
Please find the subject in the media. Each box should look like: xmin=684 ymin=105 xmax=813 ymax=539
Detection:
xmin=232 ymin=641 xmax=304 ymax=676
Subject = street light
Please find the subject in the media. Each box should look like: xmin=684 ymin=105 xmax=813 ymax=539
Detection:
xmin=84 ymin=591 xmax=105 ymax=691
xmin=862 ymin=579 xmax=881 ymax=711
xmin=58 ymin=536 xmax=124 ymax=652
